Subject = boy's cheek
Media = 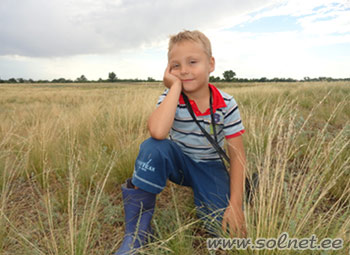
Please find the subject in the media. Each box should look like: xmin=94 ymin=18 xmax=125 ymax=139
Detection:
xmin=170 ymin=70 xmax=180 ymax=78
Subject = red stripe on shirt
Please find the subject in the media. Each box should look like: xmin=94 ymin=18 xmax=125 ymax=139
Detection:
xmin=178 ymin=84 xmax=227 ymax=116
xmin=225 ymin=129 xmax=245 ymax=139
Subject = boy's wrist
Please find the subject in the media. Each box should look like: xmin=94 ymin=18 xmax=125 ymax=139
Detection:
xmin=229 ymin=196 xmax=243 ymax=207
xmin=170 ymin=81 xmax=182 ymax=90
xmin=164 ymin=78 xmax=181 ymax=89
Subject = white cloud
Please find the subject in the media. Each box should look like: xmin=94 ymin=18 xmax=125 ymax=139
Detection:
xmin=0 ymin=0 xmax=272 ymax=57
xmin=251 ymin=0 xmax=349 ymax=18
xmin=298 ymin=10 xmax=350 ymax=35
xmin=0 ymin=0 xmax=349 ymax=80
xmin=249 ymin=0 xmax=350 ymax=35
xmin=207 ymin=0 xmax=350 ymax=79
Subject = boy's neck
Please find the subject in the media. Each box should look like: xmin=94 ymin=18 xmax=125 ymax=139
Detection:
xmin=184 ymin=84 xmax=210 ymax=103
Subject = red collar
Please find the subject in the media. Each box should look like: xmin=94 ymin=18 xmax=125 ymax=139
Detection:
xmin=179 ymin=84 xmax=227 ymax=116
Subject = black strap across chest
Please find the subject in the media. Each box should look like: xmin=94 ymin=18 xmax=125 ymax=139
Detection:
xmin=181 ymin=88 xmax=230 ymax=164
xmin=182 ymin=88 xmax=259 ymax=203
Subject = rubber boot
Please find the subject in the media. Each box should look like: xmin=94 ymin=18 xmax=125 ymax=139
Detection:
xmin=114 ymin=178 xmax=156 ymax=255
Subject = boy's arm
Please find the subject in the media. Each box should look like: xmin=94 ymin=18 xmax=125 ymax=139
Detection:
xmin=222 ymin=134 xmax=247 ymax=237
xmin=227 ymin=135 xmax=246 ymax=206
xmin=147 ymin=65 xmax=182 ymax=140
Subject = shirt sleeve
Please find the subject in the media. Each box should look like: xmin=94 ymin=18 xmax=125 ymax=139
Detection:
xmin=156 ymin=88 xmax=169 ymax=107
xmin=223 ymin=96 xmax=245 ymax=139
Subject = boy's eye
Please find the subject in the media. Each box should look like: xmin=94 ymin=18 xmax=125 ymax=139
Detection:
xmin=172 ymin=64 xmax=179 ymax=68
xmin=190 ymin=60 xmax=197 ymax=64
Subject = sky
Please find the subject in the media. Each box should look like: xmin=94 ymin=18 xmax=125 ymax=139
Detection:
xmin=0 ymin=0 xmax=349 ymax=81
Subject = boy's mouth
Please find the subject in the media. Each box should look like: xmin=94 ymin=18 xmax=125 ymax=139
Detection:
xmin=182 ymin=79 xmax=194 ymax=82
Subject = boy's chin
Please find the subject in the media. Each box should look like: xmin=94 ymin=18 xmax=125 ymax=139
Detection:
xmin=182 ymin=86 xmax=195 ymax=94
xmin=182 ymin=83 xmax=207 ymax=93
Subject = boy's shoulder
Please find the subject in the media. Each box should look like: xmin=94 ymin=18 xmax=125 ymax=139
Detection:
xmin=214 ymin=86 xmax=233 ymax=101
xmin=210 ymin=84 xmax=237 ymax=109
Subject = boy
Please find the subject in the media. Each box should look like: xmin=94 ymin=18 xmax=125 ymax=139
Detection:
xmin=115 ymin=30 xmax=247 ymax=255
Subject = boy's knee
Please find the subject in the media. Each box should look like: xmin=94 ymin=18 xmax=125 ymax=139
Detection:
xmin=140 ymin=137 xmax=173 ymax=153
xmin=135 ymin=138 xmax=174 ymax=175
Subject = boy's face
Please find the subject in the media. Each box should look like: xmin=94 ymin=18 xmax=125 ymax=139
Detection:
xmin=168 ymin=40 xmax=215 ymax=95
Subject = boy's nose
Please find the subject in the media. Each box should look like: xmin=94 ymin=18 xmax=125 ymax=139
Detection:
xmin=180 ymin=66 xmax=189 ymax=75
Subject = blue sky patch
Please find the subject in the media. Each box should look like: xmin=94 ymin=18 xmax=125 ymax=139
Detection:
xmin=231 ymin=15 xmax=301 ymax=33
xmin=309 ymin=43 xmax=350 ymax=59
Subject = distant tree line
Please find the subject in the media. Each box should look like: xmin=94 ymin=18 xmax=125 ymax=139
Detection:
xmin=209 ymin=70 xmax=350 ymax=83
xmin=1 ymin=70 xmax=349 ymax=84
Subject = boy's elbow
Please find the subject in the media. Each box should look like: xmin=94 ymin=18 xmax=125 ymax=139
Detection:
xmin=147 ymin=123 xmax=168 ymax=140
xmin=148 ymin=129 xmax=168 ymax=140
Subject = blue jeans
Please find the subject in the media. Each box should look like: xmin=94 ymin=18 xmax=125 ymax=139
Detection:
xmin=131 ymin=138 xmax=231 ymax=232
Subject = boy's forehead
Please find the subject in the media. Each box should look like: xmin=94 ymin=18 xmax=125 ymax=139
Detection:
xmin=168 ymin=40 xmax=206 ymax=60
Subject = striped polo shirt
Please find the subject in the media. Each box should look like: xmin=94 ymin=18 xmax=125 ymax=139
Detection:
xmin=156 ymin=83 xmax=245 ymax=162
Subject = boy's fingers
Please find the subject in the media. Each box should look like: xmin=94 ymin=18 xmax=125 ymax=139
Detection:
xmin=222 ymin=218 xmax=227 ymax=233
xmin=164 ymin=65 xmax=169 ymax=75
xmin=242 ymin=227 xmax=247 ymax=238
xmin=166 ymin=64 xmax=172 ymax=73
xmin=234 ymin=224 xmax=247 ymax=238
xmin=229 ymin=217 xmax=244 ymax=238
xmin=229 ymin=223 xmax=237 ymax=238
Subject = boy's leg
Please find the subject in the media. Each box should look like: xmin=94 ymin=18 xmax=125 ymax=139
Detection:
xmin=188 ymin=160 xmax=232 ymax=236
xmin=131 ymin=138 xmax=232 ymax=236
xmin=115 ymin=137 xmax=192 ymax=254
xmin=131 ymin=137 xmax=192 ymax=193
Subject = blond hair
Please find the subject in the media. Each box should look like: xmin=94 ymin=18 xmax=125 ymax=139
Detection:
xmin=168 ymin=30 xmax=212 ymax=58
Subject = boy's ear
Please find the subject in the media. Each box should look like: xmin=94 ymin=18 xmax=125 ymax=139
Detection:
xmin=209 ymin=57 xmax=215 ymax=73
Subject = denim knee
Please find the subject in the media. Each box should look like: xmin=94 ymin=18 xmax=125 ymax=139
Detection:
xmin=140 ymin=137 xmax=173 ymax=154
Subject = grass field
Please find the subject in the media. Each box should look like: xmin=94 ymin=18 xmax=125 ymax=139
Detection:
xmin=0 ymin=81 xmax=349 ymax=254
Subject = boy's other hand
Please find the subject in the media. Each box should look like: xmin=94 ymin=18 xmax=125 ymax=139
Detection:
xmin=163 ymin=64 xmax=182 ymax=89
xmin=222 ymin=202 xmax=248 ymax=238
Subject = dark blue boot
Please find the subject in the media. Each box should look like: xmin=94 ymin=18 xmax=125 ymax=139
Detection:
xmin=114 ymin=178 xmax=156 ymax=255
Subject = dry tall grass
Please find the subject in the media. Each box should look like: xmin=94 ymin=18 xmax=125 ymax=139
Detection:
xmin=0 ymin=82 xmax=349 ymax=254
